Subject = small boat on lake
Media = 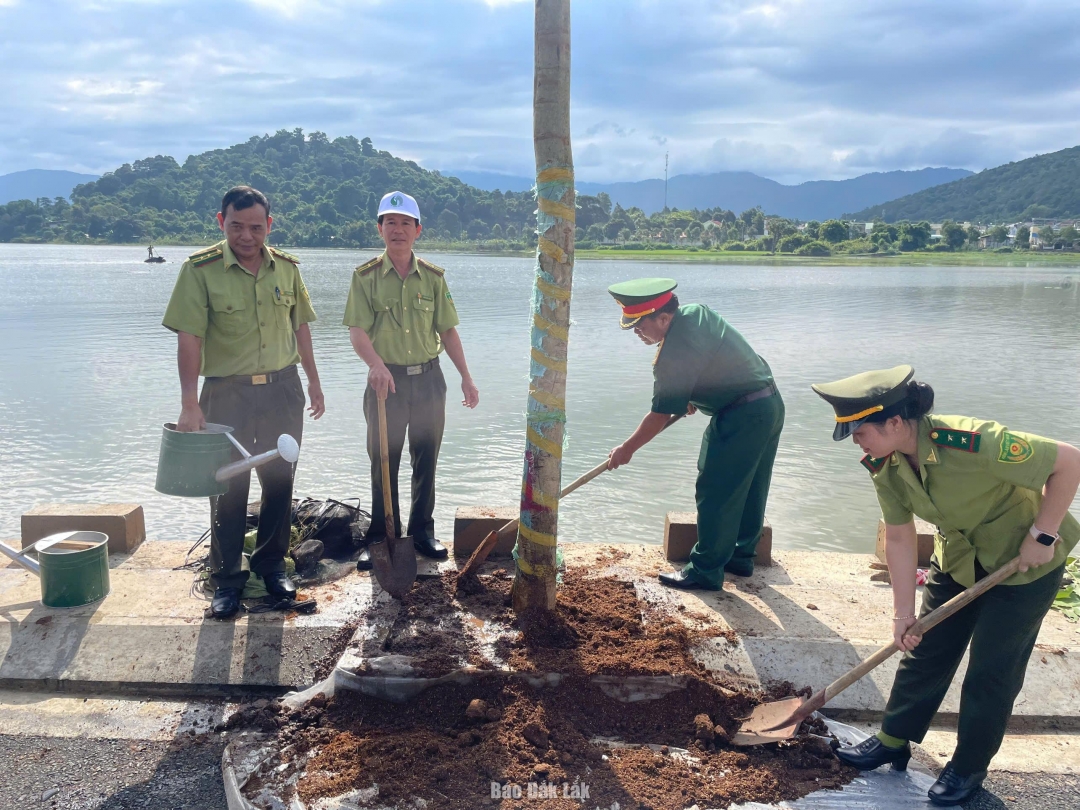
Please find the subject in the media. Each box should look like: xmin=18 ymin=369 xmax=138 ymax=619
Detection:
xmin=145 ymin=245 xmax=166 ymax=263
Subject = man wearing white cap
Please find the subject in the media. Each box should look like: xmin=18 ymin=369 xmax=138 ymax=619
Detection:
xmin=344 ymin=191 xmax=479 ymax=569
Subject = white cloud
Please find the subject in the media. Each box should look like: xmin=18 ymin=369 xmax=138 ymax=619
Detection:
xmin=65 ymin=79 xmax=163 ymax=97
xmin=241 ymin=0 xmax=342 ymax=17
xmin=1 ymin=0 xmax=1079 ymax=182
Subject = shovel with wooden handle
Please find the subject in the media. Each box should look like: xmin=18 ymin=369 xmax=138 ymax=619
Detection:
xmin=455 ymin=412 xmax=686 ymax=585
xmin=368 ymin=394 xmax=417 ymax=599
xmin=732 ymin=555 xmax=1024 ymax=746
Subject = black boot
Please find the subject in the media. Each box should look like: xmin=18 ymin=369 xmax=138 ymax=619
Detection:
xmin=834 ymin=736 xmax=911 ymax=771
xmin=263 ymin=572 xmax=297 ymax=600
xmin=413 ymin=536 xmax=448 ymax=560
xmin=210 ymin=587 xmax=241 ymax=620
xmin=928 ymin=762 xmax=986 ymax=806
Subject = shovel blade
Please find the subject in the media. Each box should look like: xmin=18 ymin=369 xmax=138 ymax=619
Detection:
xmin=731 ymin=697 xmax=805 ymax=746
xmin=369 ymin=535 xmax=417 ymax=599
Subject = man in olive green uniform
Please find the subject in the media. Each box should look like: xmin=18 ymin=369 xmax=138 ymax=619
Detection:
xmin=607 ymin=278 xmax=784 ymax=590
xmin=163 ymin=186 xmax=324 ymax=619
xmin=345 ymin=191 xmax=478 ymax=568
xmin=813 ymin=365 xmax=1080 ymax=805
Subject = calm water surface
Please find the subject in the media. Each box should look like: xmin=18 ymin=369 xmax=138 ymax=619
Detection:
xmin=1 ymin=244 xmax=1078 ymax=554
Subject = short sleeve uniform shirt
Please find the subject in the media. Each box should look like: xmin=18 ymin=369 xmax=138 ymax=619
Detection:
xmin=162 ymin=240 xmax=316 ymax=377
xmin=342 ymin=253 xmax=459 ymax=366
xmin=651 ymin=304 xmax=774 ymax=417
xmin=868 ymin=414 xmax=1079 ymax=586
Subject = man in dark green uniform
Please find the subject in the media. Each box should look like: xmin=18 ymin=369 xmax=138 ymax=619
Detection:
xmin=813 ymin=366 xmax=1080 ymax=805
xmin=163 ymin=186 xmax=325 ymax=619
xmin=345 ymin=191 xmax=479 ymax=569
xmin=607 ymin=278 xmax=784 ymax=590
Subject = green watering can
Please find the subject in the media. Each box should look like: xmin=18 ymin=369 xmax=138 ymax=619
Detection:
xmin=155 ymin=423 xmax=300 ymax=498
xmin=0 ymin=531 xmax=110 ymax=608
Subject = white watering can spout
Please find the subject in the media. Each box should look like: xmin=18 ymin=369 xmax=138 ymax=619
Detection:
xmin=215 ymin=433 xmax=301 ymax=482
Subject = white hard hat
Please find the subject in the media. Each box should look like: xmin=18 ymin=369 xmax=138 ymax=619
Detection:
xmin=377 ymin=191 xmax=421 ymax=222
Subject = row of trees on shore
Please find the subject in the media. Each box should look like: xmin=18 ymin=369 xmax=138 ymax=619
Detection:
xmin=1 ymin=129 xmax=1074 ymax=254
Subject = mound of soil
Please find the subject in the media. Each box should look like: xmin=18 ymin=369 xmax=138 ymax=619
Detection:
xmin=239 ymin=566 xmax=856 ymax=809
xmin=284 ymin=674 xmax=852 ymax=810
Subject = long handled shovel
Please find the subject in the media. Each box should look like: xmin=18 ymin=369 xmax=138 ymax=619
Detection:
xmin=732 ymin=555 xmax=1024 ymax=746
xmin=368 ymin=395 xmax=417 ymax=599
xmin=455 ymin=412 xmax=686 ymax=585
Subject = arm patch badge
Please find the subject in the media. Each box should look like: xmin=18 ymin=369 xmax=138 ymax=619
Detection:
xmin=998 ymin=432 xmax=1034 ymax=464
xmin=930 ymin=428 xmax=981 ymax=453
xmin=861 ymin=454 xmax=888 ymax=473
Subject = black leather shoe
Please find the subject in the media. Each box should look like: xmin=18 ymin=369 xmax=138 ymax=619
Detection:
xmin=263 ymin=572 xmax=297 ymax=600
xmin=658 ymin=568 xmax=720 ymax=591
xmin=210 ymin=587 xmax=241 ymax=619
xmin=356 ymin=547 xmax=373 ymax=571
xmin=834 ymin=737 xmax=911 ymax=771
xmin=928 ymin=762 xmax=986 ymax=806
xmin=413 ymin=536 xmax=448 ymax=560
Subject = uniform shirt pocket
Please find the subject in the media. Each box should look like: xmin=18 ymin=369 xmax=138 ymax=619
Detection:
xmin=414 ymin=293 xmax=436 ymax=327
xmin=373 ymin=296 xmax=403 ymax=330
xmin=272 ymin=289 xmax=294 ymax=330
xmin=209 ymin=292 xmax=249 ymax=336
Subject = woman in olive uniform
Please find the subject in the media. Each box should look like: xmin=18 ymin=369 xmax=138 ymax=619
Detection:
xmin=813 ymin=365 xmax=1080 ymax=806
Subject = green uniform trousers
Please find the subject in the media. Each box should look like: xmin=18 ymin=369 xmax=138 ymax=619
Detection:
xmin=882 ymin=560 xmax=1065 ymax=774
xmin=684 ymin=391 xmax=785 ymax=589
xmin=364 ymin=359 xmax=447 ymax=543
xmin=200 ymin=365 xmax=305 ymax=590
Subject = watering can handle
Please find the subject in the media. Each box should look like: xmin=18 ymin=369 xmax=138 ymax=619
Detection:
xmin=225 ymin=432 xmax=252 ymax=458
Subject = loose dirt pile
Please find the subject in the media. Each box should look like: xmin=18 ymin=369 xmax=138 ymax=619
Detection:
xmin=237 ymin=567 xmax=856 ymax=809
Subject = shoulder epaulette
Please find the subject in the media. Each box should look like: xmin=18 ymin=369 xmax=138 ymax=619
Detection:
xmin=269 ymin=246 xmax=300 ymax=264
xmin=355 ymin=256 xmax=382 ymax=276
xmin=417 ymin=257 xmax=446 ymax=276
xmin=189 ymin=246 xmax=223 ymax=267
xmin=860 ymin=454 xmax=888 ymax=474
xmin=930 ymin=428 xmax=981 ymax=453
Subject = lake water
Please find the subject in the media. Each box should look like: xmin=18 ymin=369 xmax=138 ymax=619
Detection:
xmin=1 ymin=244 xmax=1078 ymax=555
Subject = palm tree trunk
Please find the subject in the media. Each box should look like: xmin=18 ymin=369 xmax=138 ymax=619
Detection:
xmin=512 ymin=0 xmax=574 ymax=613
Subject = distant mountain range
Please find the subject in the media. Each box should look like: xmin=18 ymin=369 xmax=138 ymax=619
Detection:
xmin=845 ymin=145 xmax=1080 ymax=223
xmin=0 ymin=169 xmax=99 ymax=204
xmin=446 ymin=167 xmax=973 ymax=220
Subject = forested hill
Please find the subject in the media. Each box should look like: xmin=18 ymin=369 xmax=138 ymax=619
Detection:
xmin=0 ymin=130 xmax=537 ymax=246
xmin=846 ymin=145 xmax=1080 ymax=223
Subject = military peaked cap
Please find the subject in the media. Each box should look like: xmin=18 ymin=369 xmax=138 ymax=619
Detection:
xmin=812 ymin=364 xmax=915 ymax=441
xmin=607 ymin=277 xmax=678 ymax=329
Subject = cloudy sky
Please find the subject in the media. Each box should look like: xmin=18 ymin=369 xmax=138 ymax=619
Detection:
xmin=2 ymin=0 xmax=1078 ymax=184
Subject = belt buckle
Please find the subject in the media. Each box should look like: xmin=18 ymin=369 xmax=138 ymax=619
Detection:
xmin=251 ymin=374 xmax=268 ymax=385
xmin=406 ymin=364 xmax=423 ymax=376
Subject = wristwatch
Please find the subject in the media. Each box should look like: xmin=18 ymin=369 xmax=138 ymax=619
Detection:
xmin=1029 ymin=525 xmax=1059 ymax=547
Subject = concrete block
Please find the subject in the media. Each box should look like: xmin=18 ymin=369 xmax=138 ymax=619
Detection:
xmin=876 ymin=517 xmax=936 ymax=567
xmin=21 ymin=504 xmax=145 ymax=555
xmin=452 ymin=506 xmax=518 ymax=558
xmin=663 ymin=512 xmax=772 ymax=566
